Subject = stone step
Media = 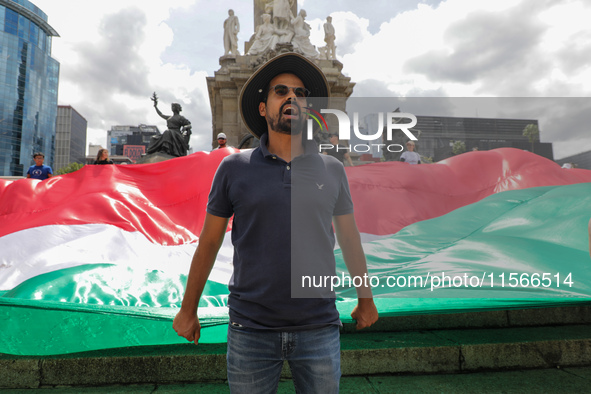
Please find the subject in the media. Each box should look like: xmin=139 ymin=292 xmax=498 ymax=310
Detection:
xmin=341 ymin=304 xmax=591 ymax=334
xmin=2 ymin=306 xmax=591 ymax=389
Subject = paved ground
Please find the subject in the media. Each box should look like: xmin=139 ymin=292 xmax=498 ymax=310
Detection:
xmin=1 ymin=367 xmax=590 ymax=393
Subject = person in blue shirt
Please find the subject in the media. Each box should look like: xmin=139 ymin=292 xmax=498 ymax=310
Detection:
xmin=26 ymin=153 xmax=53 ymax=180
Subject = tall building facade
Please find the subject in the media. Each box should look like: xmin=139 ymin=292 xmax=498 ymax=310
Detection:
xmin=0 ymin=0 xmax=59 ymax=176
xmin=107 ymin=124 xmax=160 ymax=163
xmin=411 ymin=116 xmax=553 ymax=162
xmin=55 ymin=105 xmax=87 ymax=172
xmin=357 ymin=114 xmax=553 ymax=162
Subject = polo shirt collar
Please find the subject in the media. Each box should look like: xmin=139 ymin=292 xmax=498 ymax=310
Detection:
xmin=259 ymin=133 xmax=273 ymax=158
xmin=259 ymin=132 xmax=319 ymax=159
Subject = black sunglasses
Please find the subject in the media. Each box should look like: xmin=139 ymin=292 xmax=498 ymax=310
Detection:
xmin=268 ymin=84 xmax=310 ymax=98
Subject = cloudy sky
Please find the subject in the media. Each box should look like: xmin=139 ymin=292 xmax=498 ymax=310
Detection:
xmin=32 ymin=0 xmax=591 ymax=159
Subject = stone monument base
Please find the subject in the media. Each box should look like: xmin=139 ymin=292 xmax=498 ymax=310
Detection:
xmin=135 ymin=152 xmax=178 ymax=164
xmin=207 ymin=48 xmax=354 ymax=150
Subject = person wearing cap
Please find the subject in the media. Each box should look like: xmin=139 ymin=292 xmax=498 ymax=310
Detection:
xmin=215 ymin=133 xmax=229 ymax=149
xmin=173 ymin=53 xmax=378 ymax=393
xmin=400 ymin=140 xmax=421 ymax=164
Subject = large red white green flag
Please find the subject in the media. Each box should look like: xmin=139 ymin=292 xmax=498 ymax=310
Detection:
xmin=1 ymin=148 xmax=590 ymax=355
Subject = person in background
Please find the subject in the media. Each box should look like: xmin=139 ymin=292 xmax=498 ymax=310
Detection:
xmin=26 ymin=152 xmax=53 ymax=180
xmin=216 ymin=133 xmax=230 ymax=149
xmin=324 ymin=133 xmax=353 ymax=166
xmin=94 ymin=149 xmax=114 ymax=165
xmin=400 ymin=140 xmax=421 ymax=164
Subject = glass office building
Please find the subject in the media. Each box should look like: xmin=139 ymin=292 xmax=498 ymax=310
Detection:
xmin=0 ymin=0 xmax=59 ymax=176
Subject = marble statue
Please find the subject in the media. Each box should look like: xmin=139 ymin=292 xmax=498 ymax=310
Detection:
xmin=271 ymin=0 xmax=293 ymax=31
xmin=248 ymin=14 xmax=279 ymax=55
xmin=291 ymin=10 xmax=318 ymax=58
xmin=323 ymin=16 xmax=336 ymax=60
xmin=147 ymin=93 xmax=192 ymax=157
xmin=223 ymin=9 xmax=240 ymax=56
xmin=246 ymin=3 xmax=329 ymax=60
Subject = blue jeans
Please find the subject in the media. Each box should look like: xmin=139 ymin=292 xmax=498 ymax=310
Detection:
xmin=226 ymin=323 xmax=341 ymax=393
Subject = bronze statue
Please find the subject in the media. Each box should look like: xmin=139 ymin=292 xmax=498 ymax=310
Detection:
xmin=147 ymin=92 xmax=192 ymax=157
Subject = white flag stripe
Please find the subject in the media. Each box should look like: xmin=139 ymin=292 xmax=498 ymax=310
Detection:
xmin=0 ymin=224 xmax=234 ymax=291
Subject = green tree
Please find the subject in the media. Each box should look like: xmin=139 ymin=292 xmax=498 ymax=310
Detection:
xmin=522 ymin=123 xmax=539 ymax=153
xmin=452 ymin=140 xmax=466 ymax=156
xmin=56 ymin=162 xmax=84 ymax=175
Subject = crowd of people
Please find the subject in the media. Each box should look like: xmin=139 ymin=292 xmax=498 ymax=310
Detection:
xmin=24 ymin=148 xmax=114 ymax=182
xmin=25 ymin=136 xmax=423 ymax=182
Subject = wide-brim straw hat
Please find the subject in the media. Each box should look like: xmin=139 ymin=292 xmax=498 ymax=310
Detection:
xmin=240 ymin=53 xmax=330 ymax=139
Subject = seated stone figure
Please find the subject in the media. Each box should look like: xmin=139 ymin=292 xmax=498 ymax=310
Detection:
xmin=291 ymin=9 xmax=318 ymax=58
xmin=147 ymin=93 xmax=192 ymax=157
xmin=248 ymin=14 xmax=279 ymax=55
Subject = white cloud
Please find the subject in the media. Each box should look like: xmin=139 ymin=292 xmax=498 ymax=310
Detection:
xmin=329 ymin=11 xmax=372 ymax=57
xmin=341 ymin=0 xmax=591 ymax=96
xmin=32 ymin=0 xmax=591 ymax=158
xmin=35 ymin=0 xmax=206 ymax=150
xmin=334 ymin=0 xmax=591 ymax=158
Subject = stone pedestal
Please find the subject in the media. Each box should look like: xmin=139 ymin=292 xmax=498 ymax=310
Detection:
xmin=135 ymin=152 xmax=177 ymax=164
xmin=206 ymin=51 xmax=355 ymax=149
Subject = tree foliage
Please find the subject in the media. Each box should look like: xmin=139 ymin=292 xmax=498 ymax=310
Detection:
xmin=452 ymin=140 xmax=466 ymax=156
xmin=522 ymin=123 xmax=539 ymax=153
xmin=56 ymin=162 xmax=84 ymax=175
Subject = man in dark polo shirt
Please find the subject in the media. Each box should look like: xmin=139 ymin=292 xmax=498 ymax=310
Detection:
xmin=173 ymin=53 xmax=378 ymax=393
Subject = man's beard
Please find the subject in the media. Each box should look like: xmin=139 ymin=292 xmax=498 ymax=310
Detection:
xmin=267 ymin=101 xmax=304 ymax=135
